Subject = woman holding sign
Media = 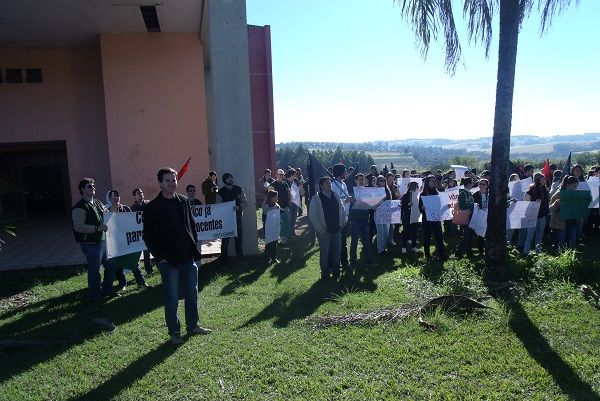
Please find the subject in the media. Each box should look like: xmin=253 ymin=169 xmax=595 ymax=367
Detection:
xmin=418 ymin=176 xmax=447 ymax=260
xmin=522 ymin=173 xmax=550 ymax=255
xmin=375 ymin=175 xmax=393 ymax=255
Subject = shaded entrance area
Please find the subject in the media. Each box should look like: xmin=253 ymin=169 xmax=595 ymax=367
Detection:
xmin=0 ymin=141 xmax=71 ymax=219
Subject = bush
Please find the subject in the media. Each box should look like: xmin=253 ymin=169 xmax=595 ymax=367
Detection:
xmin=439 ymin=259 xmax=485 ymax=296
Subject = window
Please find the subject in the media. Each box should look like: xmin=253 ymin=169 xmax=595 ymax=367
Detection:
xmin=26 ymin=68 xmax=43 ymax=83
xmin=5 ymin=69 xmax=23 ymax=83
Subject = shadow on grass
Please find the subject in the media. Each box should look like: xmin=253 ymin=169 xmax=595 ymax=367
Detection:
xmin=64 ymin=341 xmax=177 ymax=401
xmin=494 ymin=289 xmax=600 ymax=401
xmin=0 ymin=265 xmax=84 ymax=299
xmin=0 ymin=285 xmax=164 ymax=384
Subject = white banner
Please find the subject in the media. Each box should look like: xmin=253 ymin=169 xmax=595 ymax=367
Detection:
xmin=374 ymin=200 xmax=401 ymax=224
xmin=507 ymin=200 xmax=540 ymax=229
xmin=421 ymin=194 xmax=453 ymax=221
xmin=451 ymin=165 xmax=469 ymax=179
xmin=104 ymin=211 xmax=147 ymax=258
xmin=578 ymin=178 xmax=600 ymax=208
xmin=290 ymin=182 xmax=300 ymax=207
xmin=469 ymin=204 xmax=488 ymax=238
xmin=193 ymin=201 xmax=238 ymax=240
xmin=353 ymin=186 xmax=386 ymax=209
xmin=265 ymin=209 xmax=281 ymax=244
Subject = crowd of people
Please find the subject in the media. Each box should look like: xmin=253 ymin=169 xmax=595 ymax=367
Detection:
xmin=263 ymin=162 xmax=599 ymax=280
xmin=71 ymin=161 xmax=598 ymax=342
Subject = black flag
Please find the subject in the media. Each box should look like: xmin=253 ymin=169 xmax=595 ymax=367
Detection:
xmin=562 ymin=151 xmax=572 ymax=177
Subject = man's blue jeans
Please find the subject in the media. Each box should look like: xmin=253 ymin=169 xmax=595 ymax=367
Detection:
xmin=523 ymin=216 xmax=546 ymax=255
xmin=349 ymin=220 xmax=372 ymax=264
xmin=157 ymin=259 xmax=199 ymax=335
xmin=80 ymin=240 xmax=116 ymax=300
xmin=317 ymin=230 xmax=341 ymax=277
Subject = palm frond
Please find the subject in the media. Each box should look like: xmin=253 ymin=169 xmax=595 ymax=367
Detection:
xmin=463 ymin=0 xmax=494 ymax=58
xmin=396 ymin=0 xmax=461 ymax=74
xmin=539 ymin=0 xmax=578 ymax=33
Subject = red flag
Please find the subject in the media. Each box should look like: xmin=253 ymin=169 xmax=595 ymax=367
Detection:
xmin=177 ymin=156 xmax=191 ymax=179
xmin=542 ymin=158 xmax=551 ymax=182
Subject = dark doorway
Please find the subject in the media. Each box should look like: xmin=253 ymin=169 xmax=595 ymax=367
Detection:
xmin=0 ymin=141 xmax=70 ymax=219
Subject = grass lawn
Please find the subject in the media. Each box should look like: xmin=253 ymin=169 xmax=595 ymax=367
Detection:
xmin=1 ymin=217 xmax=600 ymax=400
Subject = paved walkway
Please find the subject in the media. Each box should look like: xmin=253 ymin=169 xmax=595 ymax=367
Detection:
xmin=0 ymin=217 xmax=222 ymax=271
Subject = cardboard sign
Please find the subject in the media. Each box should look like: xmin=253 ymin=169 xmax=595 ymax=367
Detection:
xmin=507 ymin=201 xmax=540 ymax=229
xmin=192 ymin=201 xmax=238 ymax=240
xmin=374 ymin=200 xmax=401 ymax=224
xmin=421 ymin=195 xmax=453 ymax=221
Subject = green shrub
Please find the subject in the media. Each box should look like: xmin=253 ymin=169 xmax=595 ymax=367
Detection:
xmin=439 ymin=259 xmax=485 ymax=296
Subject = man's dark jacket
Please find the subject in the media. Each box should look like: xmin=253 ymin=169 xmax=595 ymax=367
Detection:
xmin=143 ymin=192 xmax=200 ymax=265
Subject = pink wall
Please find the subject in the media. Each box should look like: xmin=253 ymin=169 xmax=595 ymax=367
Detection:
xmin=100 ymin=33 xmax=209 ymax=202
xmin=0 ymin=47 xmax=112 ymax=203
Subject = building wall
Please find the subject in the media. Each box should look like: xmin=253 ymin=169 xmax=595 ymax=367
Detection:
xmin=100 ymin=33 xmax=209 ymax=201
xmin=0 ymin=47 xmax=112 ymax=203
xmin=248 ymin=25 xmax=277 ymax=205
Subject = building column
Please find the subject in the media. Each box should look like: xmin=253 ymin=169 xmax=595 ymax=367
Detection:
xmin=202 ymin=0 xmax=258 ymax=256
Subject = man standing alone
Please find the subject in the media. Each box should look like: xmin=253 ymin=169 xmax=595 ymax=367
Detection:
xmin=143 ymin=167 xmax=211 ymax=344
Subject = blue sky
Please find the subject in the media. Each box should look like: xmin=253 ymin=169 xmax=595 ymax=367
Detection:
xmin=246 ymin=0 xmax=600 ymax=143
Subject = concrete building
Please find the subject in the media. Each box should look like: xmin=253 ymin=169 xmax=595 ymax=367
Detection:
xmin=0 ymin=0 xmax=276 ymax=268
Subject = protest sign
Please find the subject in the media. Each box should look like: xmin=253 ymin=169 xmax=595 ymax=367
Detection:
xmin=105 ymin=211 xmax=147 ymax=258
xmin=353 ymin=186 xmax=386 ymax=209
xmin=585 ymin=177 xmax=600 ymax=208
xmin=410 ymin=191 xmax=421 ymax=224
xmin=421 ymin=195 xmax=452 ymax=221
xmin=560 ymin=190 xmax=592 ymax=219
xmin=519 ymin=177 xmax=533 ymax=194
xmin=507 ymin=201 xmax=540 ymax=229
xmin=410 ymin=177 xmax=423 ymax=192
xmin=439 ymin=187 xmax=460 ymax=205
xmin=290 ymin=182 xmax=300 ymax=207
xmin=577 ymin=179 xmax=600 ymax=208
xmin=397 ymin=177 xmax=410 ymax=195
xmin=508 ymin=180 xmax=524 ymax=201
xmin=451 ymin=165 xmax=469 ymax=179
xmin=468 ymin=205 xmax=488 ymax=237
xmin=374 ymin=200 xmax=401 ymax=224
xmin=265 ymin=209 xmax=280 ymax=244
xmin=192 ymin=201 xmax=238 ymax=240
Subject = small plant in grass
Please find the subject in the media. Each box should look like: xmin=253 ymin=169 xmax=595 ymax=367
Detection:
xmin=439 ymin=259 xmax=485 ymax=297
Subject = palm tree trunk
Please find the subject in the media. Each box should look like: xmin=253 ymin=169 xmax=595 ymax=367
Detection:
xmin=484 ymin=0 xmax=521 ymax=282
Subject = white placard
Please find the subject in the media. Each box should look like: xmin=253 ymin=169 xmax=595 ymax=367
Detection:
xmin=193 ymin=201 xmax=238 ymax=240
xmin=421 ymin=195 xmax=453 ymax=221
xmin=353 ymin=186 xmax=386 ymax=209
xmin=105 ymin=211 xmax=147 ymax=258
xmin=439 ymin=187 xmax=460 ymax=205
xmin=374 ymin=200 xmax=401 ymax=224
xmin=584 ymin=177 xmax=600 ymax=208
xmin=265 ymin=208 xmax=281 ymax=244
xmin=508 ymin=181 xmax=523 ymax=201
xmin=469 ymin=204 xmax=488 ymax=237
xmin=397 ymin=177 xmax=411 ymax=195
xmin=410 ymin=191 xmax=421 ymax=224
xmin=290 ymin=182 xmax=300 ymax=207
xmin=451 ymin=165 xmax=470 ymax=179
xmin=519 ymin=177 xmax=533 ymax=194
xmin=507 ymin=201 xmax=540 ymax=229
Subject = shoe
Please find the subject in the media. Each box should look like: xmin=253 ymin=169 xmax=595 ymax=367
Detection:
xmin=115 ymin=284 xmax=127 ymax=293
xmin=272 ymin=258 xmax=281 ymax=264
xmin=138 ymin=282 xmax=150 ymax=289
xmin=412 ymin=247 xmax=418 ymax=253
xmin=401 ymin=248 xmax=407 ymax=254
xmin=378 ymin=250 xmax=387 ymax=256
xmin=170 ymin=333 xmax=184 ymax=345
xmin=189 ymin=326 xmax=212 ymax=335
xmin=389 ymin=240 xmax=397 ymax=246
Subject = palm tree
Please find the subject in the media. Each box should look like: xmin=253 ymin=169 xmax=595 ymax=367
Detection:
xmin=396 ymin=0 xmax=576 ymax=281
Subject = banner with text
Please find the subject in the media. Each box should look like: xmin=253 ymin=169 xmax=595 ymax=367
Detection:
xmin=507 ymin=201 xmax=540 ymax=229
xmin=353 ymin=186 xmax=386 ymax=209
xmin=193 ymin=201 xmax=238 ymax=240
xmin=421 ymin=195 xmax=453 ymax=222
xmin=105 ymin=211 xmax=146 ymax=258
xmin=374 ymin=200 xmax=401 ymax=224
